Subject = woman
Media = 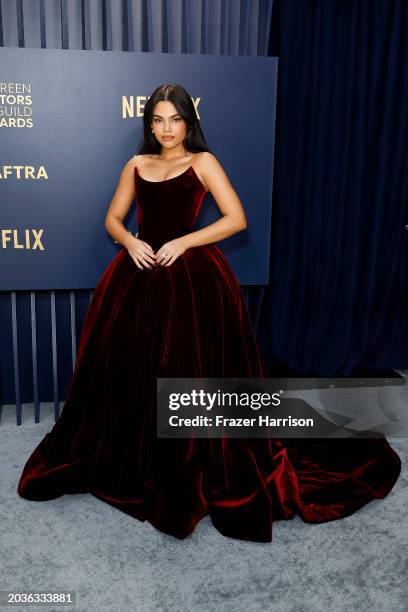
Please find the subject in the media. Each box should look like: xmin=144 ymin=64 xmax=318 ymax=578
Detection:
xmin=17 ymin=83 xmax=401 ymax=542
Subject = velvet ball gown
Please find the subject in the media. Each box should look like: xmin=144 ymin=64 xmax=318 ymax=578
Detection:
xmin=17 ymin=163 xmax=401 ymax=542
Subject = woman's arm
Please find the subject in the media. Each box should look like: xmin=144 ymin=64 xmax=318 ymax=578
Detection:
xmin=181 ymin=152 xmax=247 ymax=250
xmin=104 ymin=157 xmax=155 ymax=269
xmin=104 ymin=157 xmax=138 ymax=249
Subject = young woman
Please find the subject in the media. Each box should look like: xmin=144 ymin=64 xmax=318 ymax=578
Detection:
xmin=17 ymin=84 xmax=401 ymax=542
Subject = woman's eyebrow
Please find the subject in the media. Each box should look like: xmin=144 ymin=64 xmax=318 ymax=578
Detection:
xmin=152 ymin=113 xmax=180 ymax=118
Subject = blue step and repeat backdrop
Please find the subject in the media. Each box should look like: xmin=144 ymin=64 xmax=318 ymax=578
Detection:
xmin=1 ymin=47 xmax=278 ymax=289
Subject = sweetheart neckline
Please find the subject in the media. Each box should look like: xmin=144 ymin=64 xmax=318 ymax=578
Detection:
xmin=134 ymin=164 xmax=207 ymax=192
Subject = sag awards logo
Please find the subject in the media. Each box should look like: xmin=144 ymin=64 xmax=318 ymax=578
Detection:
xmin=0 ymin=82 xmax=33 ymax=128
xmin=121 ymin=95 xmax=201 ymax=118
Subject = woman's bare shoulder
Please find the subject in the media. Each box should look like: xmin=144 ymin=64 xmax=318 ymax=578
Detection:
xmin=192 ymin=151 xmax=225 ymax=178
xmin=131 ymin=153 xmax=150 ymax=168
xmin=191 ymin=151 xmax=215 ymax=161
xmin=191 ymin=151 xmax=221 ymax=169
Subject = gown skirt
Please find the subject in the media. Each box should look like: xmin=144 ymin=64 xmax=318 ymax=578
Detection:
xmin=17 ymin=164 xmax=401 ymax=542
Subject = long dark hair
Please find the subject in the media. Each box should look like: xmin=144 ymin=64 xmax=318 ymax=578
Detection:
xmin=138 ymin=83 xmax=211 ymax=155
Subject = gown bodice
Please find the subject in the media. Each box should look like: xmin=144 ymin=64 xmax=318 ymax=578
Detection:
xmin=134 ymin=165 xmax=207 ymax=251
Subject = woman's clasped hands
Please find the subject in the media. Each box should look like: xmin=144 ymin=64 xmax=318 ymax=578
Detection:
xmin=126 ymin=236 xmax=187 ymax=270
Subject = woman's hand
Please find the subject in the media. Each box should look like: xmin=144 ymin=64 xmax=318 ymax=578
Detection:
xmin=126 ymin=236 xmax=156 ymax=270
xmin=156 ymin=237 xmax=188 ymax=267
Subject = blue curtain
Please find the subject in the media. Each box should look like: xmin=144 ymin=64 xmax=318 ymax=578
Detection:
xmin=254 ymin=0 xmax=408 ymax=375
xmin=0 ymin=0 xmax=272 ymax=53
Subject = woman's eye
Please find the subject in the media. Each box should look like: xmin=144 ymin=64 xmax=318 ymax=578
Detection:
xmin=153 ymin=117 xmax=181 ymax=124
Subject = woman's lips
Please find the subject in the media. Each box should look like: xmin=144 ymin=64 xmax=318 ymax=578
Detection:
xmin=162 ymin=136 xmax=174 ymax=140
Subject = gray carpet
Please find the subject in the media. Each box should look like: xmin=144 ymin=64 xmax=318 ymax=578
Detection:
xmin=2 ymin=386 xmax=407 ymax=612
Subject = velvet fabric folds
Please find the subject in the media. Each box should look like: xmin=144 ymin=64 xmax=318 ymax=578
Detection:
xmin=17 ymin=164 xmax=401 ymax=542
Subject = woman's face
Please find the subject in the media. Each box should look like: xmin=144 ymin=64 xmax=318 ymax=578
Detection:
xmin=150 ymin=100 xmax=187 ymax=149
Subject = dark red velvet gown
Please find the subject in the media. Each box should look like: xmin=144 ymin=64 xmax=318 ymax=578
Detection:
xmin=17 ymin=165 xmax=401 ymax=542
